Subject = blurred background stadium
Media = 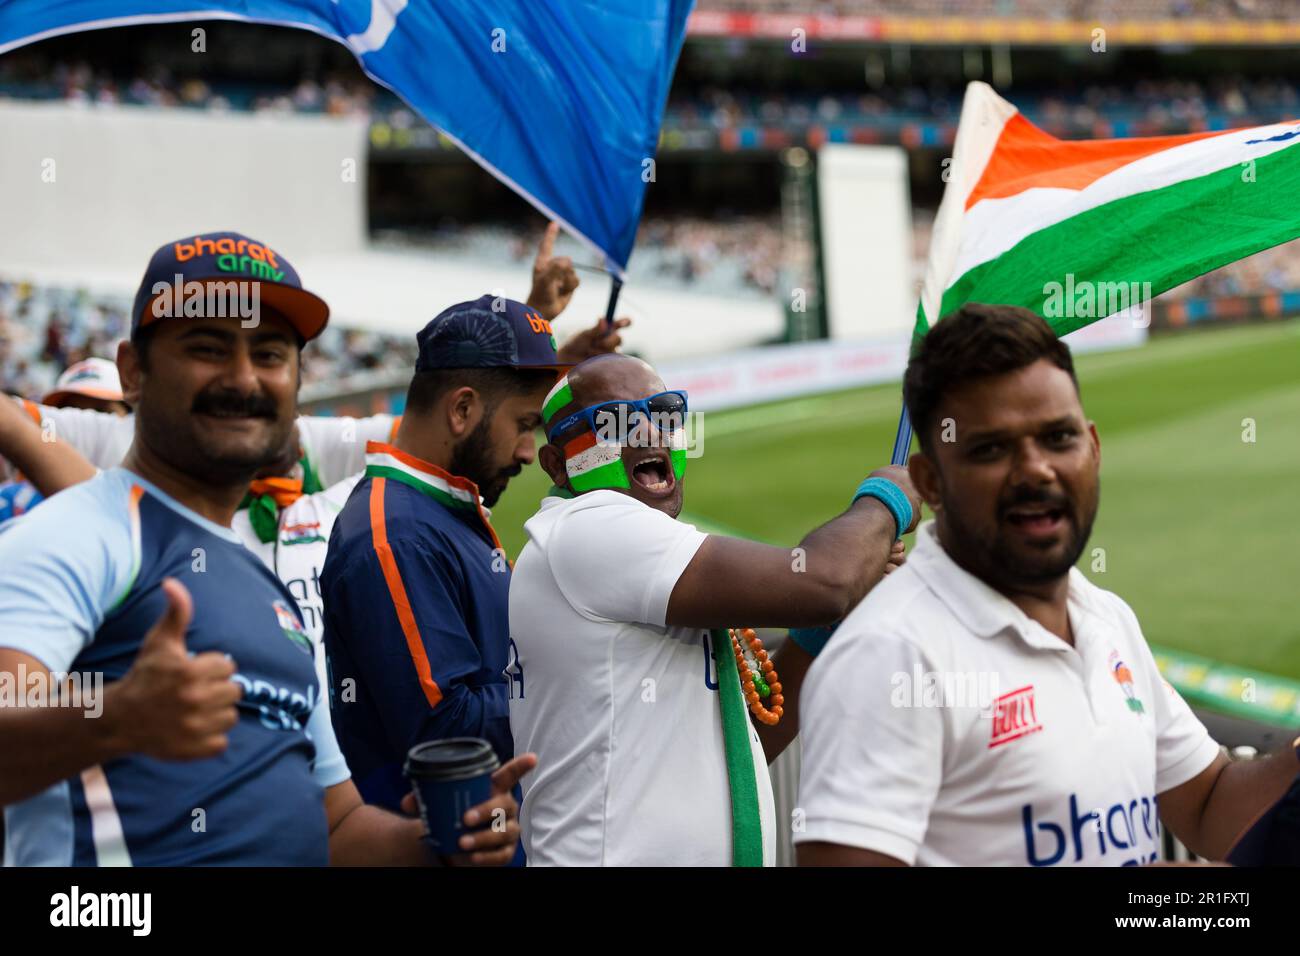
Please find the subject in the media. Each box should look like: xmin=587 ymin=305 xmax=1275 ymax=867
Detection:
xmin=2 ymin=0 xmax=1297 ymax=776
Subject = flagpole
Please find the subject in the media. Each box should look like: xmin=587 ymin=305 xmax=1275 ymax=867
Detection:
xmin=603 ymin=276 xmax=623 ymax=333
xmin=890 ymin=406 xmax=913 ymax=467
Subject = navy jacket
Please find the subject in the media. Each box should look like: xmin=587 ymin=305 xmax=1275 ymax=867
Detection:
xmin=321 ymin=443 xmax=514 ymax=810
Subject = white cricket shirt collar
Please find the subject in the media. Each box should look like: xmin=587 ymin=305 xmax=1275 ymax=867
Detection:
xmin=908 ymin=519 xmax=1102 ymax=653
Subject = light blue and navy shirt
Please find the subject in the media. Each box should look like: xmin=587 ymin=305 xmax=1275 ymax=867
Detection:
xmin=0 ymin=468 xmax=350 ymax=866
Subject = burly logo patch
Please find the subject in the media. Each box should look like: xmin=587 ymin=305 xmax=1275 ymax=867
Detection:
xmin=273 ymin=600 xmax=313 ymax=655
xmin=988 ymin=684 xmax=1043 ymax=749
xmin=1109 ymin=650 xmax=1145 ymax=714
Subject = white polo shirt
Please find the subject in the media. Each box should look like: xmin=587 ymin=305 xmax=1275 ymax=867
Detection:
xmin=508 ymin=490 xmax=777 ymax=866
xmin=795 ymin=521 xmax=1220 ymax=867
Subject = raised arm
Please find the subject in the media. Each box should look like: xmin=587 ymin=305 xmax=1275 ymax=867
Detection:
xmin=0 ymin=393 xmax=97 ymax=497
xmin=665 ymin=465 xmax=921 ymax=630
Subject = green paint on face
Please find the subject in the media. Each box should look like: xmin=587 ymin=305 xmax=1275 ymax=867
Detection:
xmin=569 ymin=457 xmax=631 ymax=492
xmin=671 ymin=448 xmax=687 ymax=480
xmin=542 ymin=380 xmax=573 ymax=424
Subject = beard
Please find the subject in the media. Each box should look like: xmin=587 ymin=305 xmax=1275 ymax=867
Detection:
xmin=136 ymin=382 xmax=291 ymax=486
xmin=450 ymin=418 xmax=521 ymax=508
xmin=942 ymin=483 xmax=1098 ymax=590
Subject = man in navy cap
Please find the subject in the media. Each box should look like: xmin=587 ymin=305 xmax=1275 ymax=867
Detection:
xmin=321 ymin=296 xmax=572 ymax=810
xmin=0 ymin=234 xmax=529 ymax=865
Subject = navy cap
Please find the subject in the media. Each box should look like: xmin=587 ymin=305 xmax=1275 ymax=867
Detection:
xmin=415 ymin=295 xmax=570 ymax=373
xmin=131 ymin=231 xmax=329 ymax=342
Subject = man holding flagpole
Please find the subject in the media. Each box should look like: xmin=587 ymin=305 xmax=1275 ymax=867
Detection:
xmin=796 ymin=304 xmax=1300 ymax=867
xmin=506 ymin=353 xmax=919 ymax=866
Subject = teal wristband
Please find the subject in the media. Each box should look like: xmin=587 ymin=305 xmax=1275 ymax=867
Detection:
xmin=788 ymin=623 xmax=838 ymax=658
xmin=852 ymin=476 xmax=913 ymax=540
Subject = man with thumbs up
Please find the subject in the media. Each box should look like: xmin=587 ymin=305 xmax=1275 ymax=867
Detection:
xmin=0 ymin=231 xmax=531 ymax=866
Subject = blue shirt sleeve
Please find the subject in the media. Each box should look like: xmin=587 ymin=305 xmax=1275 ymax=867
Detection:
xmin=326 ymin=537 xmax=512 ymax=764
xmin=0 ymin=472 xmax=135 ymax=671
xmin=307 ymin=681 xmax=352 ymax=788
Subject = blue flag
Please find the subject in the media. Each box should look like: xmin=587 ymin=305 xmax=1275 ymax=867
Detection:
xmin=0 ymin=0 xmax=694 ymax=275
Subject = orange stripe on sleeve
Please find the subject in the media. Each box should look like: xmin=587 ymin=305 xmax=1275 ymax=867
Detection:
xmin=21 ymin=399 xmax=43 ymax=426
xmin=368 ymin=477 xmax=443 ymax=710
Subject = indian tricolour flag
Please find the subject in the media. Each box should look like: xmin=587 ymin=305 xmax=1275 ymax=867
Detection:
xmin=918 ymin=81 xmax=1300 ymax=340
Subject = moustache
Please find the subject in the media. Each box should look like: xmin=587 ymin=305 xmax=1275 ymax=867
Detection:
xmin=998 ymin=487 xmax=1072 ymax=517
xmin=191 ymin=388 xmax=279 ymax=420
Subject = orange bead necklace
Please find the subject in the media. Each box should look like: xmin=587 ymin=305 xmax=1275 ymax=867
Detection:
xmin=730 ymin=628 xmax=783 ymax=726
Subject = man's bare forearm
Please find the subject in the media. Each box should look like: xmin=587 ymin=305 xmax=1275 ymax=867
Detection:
xmin=1194 ymin=744 xmax=1300 ymax=859
xmin=0 ymin=685 xmax=131 ymax=806
xmin=329 ymin=803 xmax=433 ymax=866
xmin=0 ymin=396 xmax=96 ymax=496
xmin=797 ymin=496 xmax=898 ymax=615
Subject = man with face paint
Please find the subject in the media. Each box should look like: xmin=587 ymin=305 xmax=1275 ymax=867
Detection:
xmin=506 ymin=353 xmax=921 ymax=866
xmin=796 ymin=304 xmax=1300 ymax=867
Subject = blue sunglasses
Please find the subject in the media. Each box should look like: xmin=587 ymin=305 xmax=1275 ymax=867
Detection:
xmin=546 ymin=390 xmax=689 ymax=444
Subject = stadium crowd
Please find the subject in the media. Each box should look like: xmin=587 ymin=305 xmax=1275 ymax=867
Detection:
xmin=0 ymin=59 xmax=377 ymax=116
xmin=4 ymin=57 xmax=1298 ymax=143
xmin=667 ymin=78 xmax=1300 ymax=140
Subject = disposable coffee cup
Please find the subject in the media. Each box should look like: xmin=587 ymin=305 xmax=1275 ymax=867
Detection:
xmin=405 ymin=737 xmax=500 ymax=853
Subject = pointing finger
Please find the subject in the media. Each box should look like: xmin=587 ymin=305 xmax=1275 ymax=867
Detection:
xmin=537 ymin=221 xmax=559 ymax=260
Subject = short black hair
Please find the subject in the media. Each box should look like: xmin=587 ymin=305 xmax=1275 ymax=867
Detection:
xmin=131 ymin=322 xmax=159 ymax=370
xmin=903 ymin=302 xmax=1078 ymax=452
xmin=403 ymin=367 xmax=557 ymax=417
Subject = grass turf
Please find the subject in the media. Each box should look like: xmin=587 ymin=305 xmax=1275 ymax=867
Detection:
xmin=489 ymin=319 xmax=1300 ymax=679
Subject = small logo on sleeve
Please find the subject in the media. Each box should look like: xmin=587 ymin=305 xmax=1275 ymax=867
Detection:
xmin=989 ymin=684 xmax=1043 ymax=749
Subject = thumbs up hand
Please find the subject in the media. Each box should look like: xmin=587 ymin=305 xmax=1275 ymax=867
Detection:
xmin=108 ymin=578 xmax=243 ymax=760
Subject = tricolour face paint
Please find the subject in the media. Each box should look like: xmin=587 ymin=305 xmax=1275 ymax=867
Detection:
xmin=563 ymin=429 xmax=630 ymax=491
xmin=670 ymin=440 xmax=687 ymax=480
xmin=541 ymin=375 xmax=573 ymax=429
